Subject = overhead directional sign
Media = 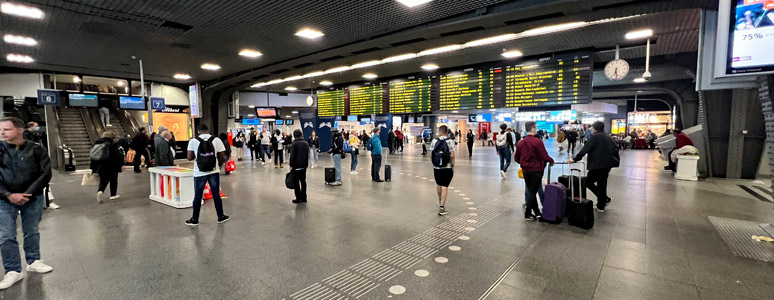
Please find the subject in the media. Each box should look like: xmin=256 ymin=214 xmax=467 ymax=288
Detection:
xmin=37 ymin=89 xmax=60 ymax=106
xmin=150 ymin=97 xmax=166 ymax=110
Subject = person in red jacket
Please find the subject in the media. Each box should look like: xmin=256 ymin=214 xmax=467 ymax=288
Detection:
xmin=514 ymin=121 xmax=555 ymax=220
xmin=667 ymin=129 xmax=694 ymax=171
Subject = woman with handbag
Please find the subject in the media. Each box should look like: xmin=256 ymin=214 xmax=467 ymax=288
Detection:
xmin=218 ymin=133 xmax=233 ymax=175
xmin=91 ymin=131 xmax=123 ymax=203
xmin=233 ymin=131 xmax=245 ymax=161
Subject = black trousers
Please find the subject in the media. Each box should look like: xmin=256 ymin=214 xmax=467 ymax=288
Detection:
xmin=291 ymin=169 xmax=307 ymax=201
xmin=586 ymin=167 xmax=611 ymax=208
xmin=371 ymin=154 xmax=382 ymax=180
xmin=388 ymin=141 xmax=394 ymax=154
xmin=467 ymin=142 xmax=474 ymax=156
xmin=274 ymin=149 xmax=284 ymax=165
xmin=98 ymin=171 xmax=118 ymax=196
xmin=568 ymin=141 xmax=576 ymax=153
xmin=422 ymin=143 xmax=427 ymax=155
xmin=523 ymin=170 xmax=543 ymax=217
xmin=133 ymin=149 xmax=150 ymax=171
xmin=251 ymin=145 xmax=260 ymax=160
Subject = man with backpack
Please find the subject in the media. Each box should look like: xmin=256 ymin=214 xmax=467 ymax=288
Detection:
xmin=369 ymin=128 xmax=383 ymax=182
xmin=431 ymin=125 xmax=455 ymax=216
xmin=496 ymin=124 xmax=513 ymax=180
xmin=568 ymin=121 xmax=620 ymax=212
xmin=185 ymin=124 xmax=229 ymax=226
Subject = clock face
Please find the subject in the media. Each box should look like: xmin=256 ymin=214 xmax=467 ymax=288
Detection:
xmin=604 ymin=59 xmax=630 ymax=80
xmin=306 ymin=96 xmax=314 ymax=106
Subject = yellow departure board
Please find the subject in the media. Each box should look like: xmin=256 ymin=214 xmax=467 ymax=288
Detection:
xmin=389 ymin=77 xmax=432 ymax=113
xmin=436 ymin=67 xmax=502 ymax=111
xmin=348 ymin=84 xmax=384 ymax=115
xmin=505 ymin=53 xmax=592 ymax=107
xmin=316 ymin=89 xmax=346 ymax=117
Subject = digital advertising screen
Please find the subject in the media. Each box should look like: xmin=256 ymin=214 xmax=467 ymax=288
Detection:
xmin=389 ymin=77 xmax=432 ymax=113
xmin=285 ymin=119 xmax=294 ymax=125
xmin=255 ymin=108 xmax=278 ymax=118
xmin=317 ymin=89 xmax=346 ymax=117
xmin=68 ymin=93 xmax=98 ymax=107
xmin=433 ymin=66 xmax=503 ymax=111
xmin=348 ymin=84 xmax=385 ymax=115
xmin=241 ymin=119 xmax=261 ymax=125
xmin=153 ymin=112 xmax=191 ymax=141
xmin=119 ymin=96 xmax=146 ymax=110
xmin=276 ymin=120 xmax=284 ymax=125
xmin=504 ymin=53 xmax=592 ymax=107
xmin=727 ymin=0 xmax=774 ymax=75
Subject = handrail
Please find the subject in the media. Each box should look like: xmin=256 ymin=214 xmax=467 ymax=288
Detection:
xmin=79 ymin=108 xmax=99 ymax=144
xmin=57 ymin=145 xmax=75 ymax=171
xmin=47 ymin=106 xmax=65 ymax=170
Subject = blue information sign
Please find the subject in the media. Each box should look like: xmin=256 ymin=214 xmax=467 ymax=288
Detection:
xmin=37 ymin=89 xmax=60 ymax=106
xmin=150 ymin=97 xmax=166 ymax=110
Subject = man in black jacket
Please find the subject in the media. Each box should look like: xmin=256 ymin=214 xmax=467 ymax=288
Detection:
xmin=388 ymin=128 xmax=395 ymax=155
xmin=565 ymin=128 xmax=579 ymax=154
xmin=132 ymin=127 xmax=151 ymax=173
xmin=0 ymin=117 xmax=53 ymax=289
xmin=568 ymin=121 xmax=620 ymax=212
xmin=154 ymin=130 xmax=175 ymax=166
xmin=289 ymin=129 xmax=309 ymax=204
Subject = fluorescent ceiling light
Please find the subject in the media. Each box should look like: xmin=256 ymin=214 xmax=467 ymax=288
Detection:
xmin=489 ymin=109 xmax=496 ymax=111
xmin=292 ymin=111 xmax=299 ymax=113
xmin=302 ymin=71 xmax=324 ymax=78
xmin=6 ymin=53 xmax=33 ymax=63
xmin=451 ymin=111 xmax=459 ymax=113
xmin=465 ymin=34 xmax=517 ymax=47
xmin=248 ymin=105 xmax=256 ymax=108
xmin=320 ymin=80 xmax=333 ymax=86
xmin=633 ymin=77 xmax=647 ymax=83
xmin=201 ymin=63 xmax=221 ymax=70
xmin=521 ymin=22 xmax=586 ymax=36
xmin=295 ymin=28 xmax=324 ymax=39
xmin=267 ymin=79 xmax=284 ymax=85
xmin=239 ymin=49 xmax=263 ymax=57
xmin=397 ymin=0 xmax=433 ymax=7
xmin=1 ymin=2 xmax=43 ymax=19
xmin=625 ymin=29 xmax=653 ymax=40
xmin=351 ymin=60 xmax=382 ymax=69
xmin=421 ymin=63 xmax=439 ymax=70
xmin=173 ymin=73 xmax=191 ymax=80
xmin=284 ymin=75 xmax=303 ymax=81
xmin=418 ymin=45 xmax=462 ymax=57
xmin=382 ymin=53 xmax=416 ymax=63
xmin=73 ymin=77 xmax=81 ymax=83
xmin=325 ymin=66 xmax=350 ymax=74
xmin=285 ymin=86 xmax=298 ymax=91
xmin=501 ymin=50 xmax=523 ymax=58
xmin=3 ymin=34 xmax=37 ymax=46
xmin=362 ymin=73 xmax=378 ymax=79
xmin=117 ymin=81 xmax=125 ymax=86
xmin=251 ymin=82 xmax=266 ymax=88
xmin=285 ymin=115 xmax=292 ymax=118
xmin=248 ymin=114 xmax=255 ymax=117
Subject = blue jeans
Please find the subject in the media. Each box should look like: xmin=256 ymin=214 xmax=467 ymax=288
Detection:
xmin=192 ymin=174 xmax=225 ymax=221
xmin=333 ymin=154 xmax=342 ymax=182
xmin=351 ymin=153 xmax=358 ymax=171
xmin=261 ymin=145 xmax=271 ymax=161
xmin=310 ymin=147 xmax=319 ymax=166
xmin=499 ymin=147 xmax=512 ymax=172
xmin=0 ymin=195 xmax=44 ymax=272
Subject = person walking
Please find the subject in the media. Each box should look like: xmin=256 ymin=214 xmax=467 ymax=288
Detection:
xmin=568 ymin=121 xmax=620 ymax=212
xmin=496 ymin=124 xmax=513 ymax=179
xmin=396 ymin=128 xmax=405 ymax=152
xmin=431 ymin=125 xmax=455 ymax=216
xmin=308 ymin=131 xmax=320 ymax=168
xmin=330 ymin=128 xmax=344 ymax=186
xmin=388 ymin=128 xmax=395 ymax=155
xmin=466 ymin=129 xmax=475 ymax=157
xmin=514 ymin=121 xmax=555 ymax=220
xmin=132 ymin=127 xmax=151 ymax=173
xmin=283 ymin=132 xmax=293 ymax=166
xmin=289 ymin=129 xmax=309 ymax=204
xmin=23 ymin=122 xmax=43 ymax=144
xmin=154 ymin=130 xmax=175 ymax=167
xmin=370 ymin=128 xmax=384 ymax=182
xmin=360 ymin=130 xmax=370 ymax=149
xmin=271 ymin=129 xmax=284 ymax=168
xmin=218 ymin=133 xmax=232 ymax=175
xmin=480 ymin=130 xmax=487 ymax=147
xmin=91 ymin=131 xmax=123 ymax=203
xmin=248 ymin=128 xmax=259 ymax=161
xmin=185 ymin=124 xmax=229 ymax=226
xmin=0 ymin=117 xmax=53 ymax=289
xmin=350 ymin=141 xmax=360 ymax=175
xmin=260 ymin=128 xmax=271 ymax=163
xmin=566 ymin=128 xmax=579 ymax=154
xmin=233 ymin=131 xmax=245 ymax=161
xmin=557 ymin=129 xmax=566 ymax=152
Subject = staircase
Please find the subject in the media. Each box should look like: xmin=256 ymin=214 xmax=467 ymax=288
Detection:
xmin=103 ymin=109 xmax=129 ymax=139
xmin=57 ymin=108 xmax=93 ymax=168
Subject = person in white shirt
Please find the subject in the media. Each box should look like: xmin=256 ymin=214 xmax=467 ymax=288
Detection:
xmin=185 ymin=124 xmax=229 ymax=226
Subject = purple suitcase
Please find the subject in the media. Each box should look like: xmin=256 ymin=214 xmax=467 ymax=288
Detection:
xmin=541 ymin=166 xmax=566 ymax=224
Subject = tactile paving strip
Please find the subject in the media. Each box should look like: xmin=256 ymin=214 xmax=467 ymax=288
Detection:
xmin=708 ymin=216 xmax=774 ymax=262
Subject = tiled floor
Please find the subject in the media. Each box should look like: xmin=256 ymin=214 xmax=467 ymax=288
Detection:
xmin=4 ymin=139 xmax=774 ymax=299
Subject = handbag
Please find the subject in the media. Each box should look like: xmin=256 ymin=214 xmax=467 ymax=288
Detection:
xmin=81 ymin=173 xmax=99 ymax=186
xmin=518 ymin=168 xmax=524 ymax=179
xmin=125 ymin=149 xmax=136 ymax=163
xmin=285 ymin=172 xmax=296 ymax=189
xmin=225 ymin=160 xmax=236 ymax=172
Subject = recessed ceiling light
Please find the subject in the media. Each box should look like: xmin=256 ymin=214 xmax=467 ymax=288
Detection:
xmin=633 ymin=77 xmax=647 ymax=83
xmin=421 ymin=63 xmax=439 ymax=70
xmin=501 ymin=50 xmax=523 ymax=58
xmin=418 ymin=45 xmax=462 ymax=57
xmin=73 ymin=76 xmax=81 ymax=83
xmin=382 ymin=53 xmax=416 ymax=63
xmin=451 ymin=110 xmax=459 ymax=113
xmin=489 ymin=109 xmax=496 ymax=112
xmin=284 ymin=75 xmax=303 ymax=81
xmin=1 ymin=2 xmax=43 ymax=19
xmin=285 ymin=115 xmax=292 ymax=118
xmin=362 ymin=73 xmax=378 ymax=79
xmin=3 ymin=34 xmax=37 ymax=46
xmin=397 ymin=0 xmax=433 ymax=7
xmin=285 ymin=86 xmax=298 ymax=91
xmin=625 ymin=29 xmax=653 ymax=40
xmin=6 ymin=53 xmax=33 ymax=63
xmin=324 ymin=66 xmax=351 ymax=74
xmin=239 ymin=49 xmax=263 ymax=57
xmin=267 ymin=79 xmax=284 ymax=85
xmin=351 ymin=60 xmax=382 ymax=69
xmin=521 ymin=22 xmax=586 ymax=36
xmin=465 ymin=34 xmax=518 ymax=47
xmin=303 ymin=71 xmax=324 ymax=78
xmin=292 ymin=111 xmax=299 ymax=114
xmin=248 ymin=114 xmax=255 ymax=117
xmin=295 ymin=28 xmax=324 ymax=39
xmin=251 ymin=82 xmax=266 ymax=88
xmin=320 ymin=80 xmax=333 ymax=86
xmin=117 ymin=81 xmax=125 ymax=86
xmin=248 ymin=105 xmax=256 ymax=108
xmin=201 ymin=63 xmax=221 ymax=70
xmin=173 ymin=73 xmax=191 ymax=80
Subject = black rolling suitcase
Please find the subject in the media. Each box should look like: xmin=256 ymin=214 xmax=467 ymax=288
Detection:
xmin=384 ymin=165 xmax=391 ymax=182
xmin=566 ymin=164 xmax=594 ymax=230
xmin=558 ymin=174 xmax=586 ymax=199
xmin=324 ymin=167 xmax=336 ymax=184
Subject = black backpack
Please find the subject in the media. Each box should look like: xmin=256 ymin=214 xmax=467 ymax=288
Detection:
xmin=431 ymin=139 xmax=451 ymax=168
xmin=195 ymin=136 xmax=217 ymax=172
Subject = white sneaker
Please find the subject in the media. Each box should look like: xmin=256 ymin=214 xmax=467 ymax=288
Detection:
xmin=500 ymin=170 xmax=506 ymax=179
xmin=0 ymin=271 xmax=23 ymax=289
xmin=26 ymin=260 xmax=53 ymax=273
xmin=49 ymin=202 xmax=60 ymax=209
xmin=97 ymin=191 xmax=103 ymax=203
xmin=110 ymin=195 xmax=121 ymax=200
xmin=352 ymin=171 xmax=358 ymax=175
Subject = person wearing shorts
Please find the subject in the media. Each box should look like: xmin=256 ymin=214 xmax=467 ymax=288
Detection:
xmin=430 ymin=125 xmax=456 ymax=216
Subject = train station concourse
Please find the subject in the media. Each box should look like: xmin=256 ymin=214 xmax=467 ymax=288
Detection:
xmin=0 ymin=0 xmax=773 ymax=299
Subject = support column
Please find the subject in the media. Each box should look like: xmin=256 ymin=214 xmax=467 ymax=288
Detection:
xmin=758 ymin=76 xmax=774 ymax=236
xmin=726 ymin=89 xmax=754 ymax=179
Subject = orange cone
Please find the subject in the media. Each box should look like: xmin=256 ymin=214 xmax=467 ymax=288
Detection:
xmin=203 ymin=183 xmax=227 ymax=200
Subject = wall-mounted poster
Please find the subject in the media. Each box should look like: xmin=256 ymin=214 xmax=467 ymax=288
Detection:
xmin=153 ymin=112 xmax=191 ymax=141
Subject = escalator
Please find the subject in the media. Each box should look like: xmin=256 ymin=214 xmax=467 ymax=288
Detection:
xmin=56 ymin=107 xmax=95 ymax=168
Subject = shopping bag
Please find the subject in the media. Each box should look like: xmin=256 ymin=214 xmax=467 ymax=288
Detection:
xmin=225 ymin=160 xmax=236 ymax=172
xmin=81 ymin=173 xmax=99 ymax=186
xmin=125 ymin=149 xmax=136 ymax=163
xmin=285 ymin=172 xmax=296 ymax=189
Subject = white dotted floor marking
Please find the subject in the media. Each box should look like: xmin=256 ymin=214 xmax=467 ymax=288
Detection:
xmin=468 ymin=213 xmax=478 ymax=216
xmin=459 ymin=194 xmax=466 ymax=196
xmin=458 ymin=235 xmax=470 ymax=240
xmin=448 ymin=245 xmax=461 ymax=251
xmin=468 ymin=207 xmax=478 ymax=211
xmin=466 ymin=202 xmax=474 ymax=205
xmin=463 ymin=197 xmax=470 ymax=200
xmin=454 ymin=190 xmax=461 ymax=193
xmin=434 ymin=257 xmax=449 ymax=264
xmin=389 ymin=285 xmax=406 ymax=295
xmin=465 ymin=227 xmax=476 ymax=231
xmin=414 ymin=270 xmax=430 ymax=277
xmin=467 ymin=219 xmax=478 ymax=223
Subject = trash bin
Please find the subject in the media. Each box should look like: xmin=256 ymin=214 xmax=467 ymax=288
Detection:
xmin=675 ymin=155 xmax=700 ymax=181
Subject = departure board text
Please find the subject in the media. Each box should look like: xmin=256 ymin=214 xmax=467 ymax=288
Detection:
xmin=504 ymin=53 xmax=592 ymax=107
xmin=435 ymin=67 xmax=502 ymax=111
xmin=316 ymin=89 xmax=346 ymax=117
xmin=389 ymin=77 xmax=432 ymax=113
xmin=348 ymin=84 xmax=384 ymax=115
